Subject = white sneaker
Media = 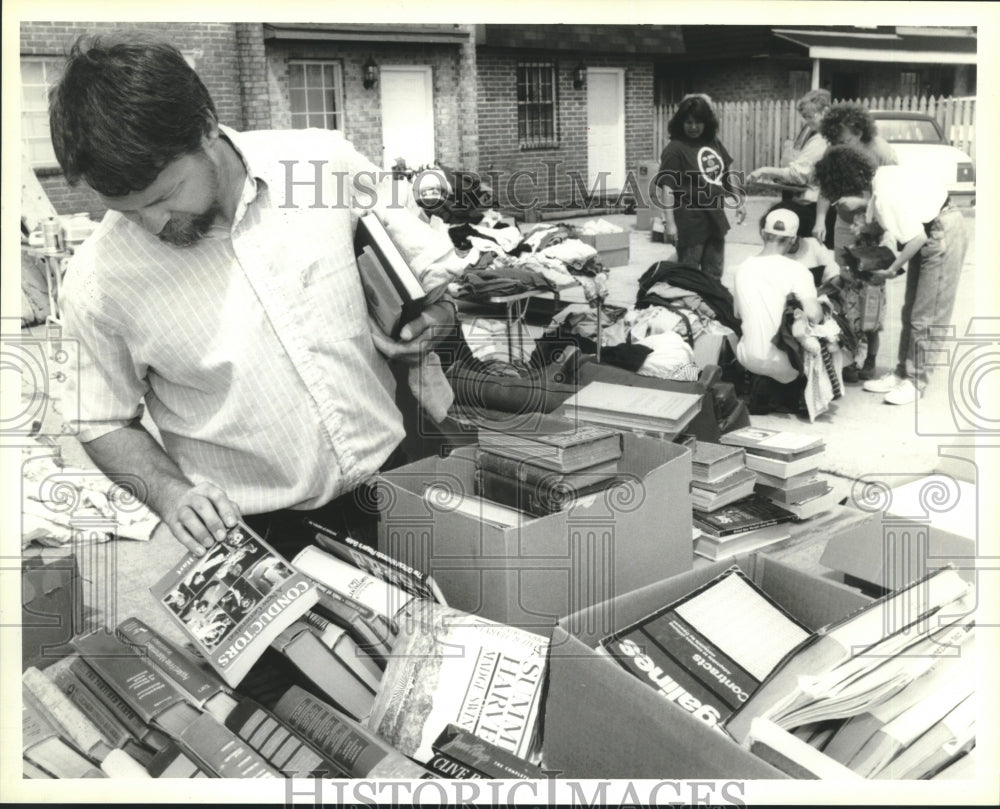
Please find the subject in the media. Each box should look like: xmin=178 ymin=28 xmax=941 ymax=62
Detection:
xmin=863 ymin=372 xmax=902 ymax=394
xmin=884 ymin=379 xmax=918 ymax=405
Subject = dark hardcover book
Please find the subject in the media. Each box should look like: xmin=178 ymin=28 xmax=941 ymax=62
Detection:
xmin=177 ymin=711 xmax=281 ymax=778
xmin=691 ymin=466 xmax=757 ymax=496
xmin=690 ymin=441 xmax=746 ymax=484
xmin=755 ymin=477 xmax=829 ymax=504
xmin=692 ymin=494 xmax=797 ymax=538
xmin=474 ymin=466 xmax=622 ymax=517
xmin=720 ymin=426 xmax=824 ymax=461
xmin=144 ymin=741 xmax=210 ymax=778
xmin=309 ymin=585 xmax=393 ymax=669
xmin=744 ymin=451 xmax=825 ymax=480
xmin=429 ymin=724 xmax=546 ymax=780
xmin=273 ymin=685 xmax=432 ymax=778
xmin=69 ymin=658 xmax=172 ymax=753
xmin=690 ymin=477 xmax=759 ymax=514
xmin=477 ymin=414 xmax=624 ymax=473
xmin=223 ymin=698 xmax=344 ymax=778
xmin=474 ymin=449 xmax=620 ymax=489
xmin=597 ymin=567 xmax=812 ymax=728
xmin=270 ymin=621 xmax=376 ymax=721
xmin=301 ymin=610 xmax=383 ymax=693
xmin=355 ymin=212 xmax=427 ymax=339
xmin=305 ymin=520 xmax=446 ymax=605
xmin=694 ymin=525 xmax=793 ymax=562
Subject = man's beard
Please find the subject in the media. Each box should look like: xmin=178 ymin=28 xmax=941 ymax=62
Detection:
xmin=158 ymin=203 xmax=222 ymax=247
xmin=157 ymin=153 xmax=223 ymax=247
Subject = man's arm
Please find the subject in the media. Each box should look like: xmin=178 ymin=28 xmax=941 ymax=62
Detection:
xmin=81 ymin=422 xmax=240 ymax=556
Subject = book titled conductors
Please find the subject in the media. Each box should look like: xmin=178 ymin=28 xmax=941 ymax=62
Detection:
xmin=150 ymin=522 xmax=319 ymax=687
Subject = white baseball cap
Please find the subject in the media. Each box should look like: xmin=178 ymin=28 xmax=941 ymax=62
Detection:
xmin=762 ymin=208 xmax=800 ymax=236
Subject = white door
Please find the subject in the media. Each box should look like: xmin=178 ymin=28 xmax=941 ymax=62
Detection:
xmin=587 ymin=68 xmax=626 ymax=193
xmin=380 ymin=66 xmax=435 ymax=170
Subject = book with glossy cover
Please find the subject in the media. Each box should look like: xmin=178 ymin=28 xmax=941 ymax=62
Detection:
xmin=598 ymin=567 xmax=811 ymax=729
xmin=366 ymin=601 xmax=548 ymax=763
xmin=305 ymin=520 xmax=446 ymax=605
xmin=428 ymin=724 xmax=546 ymax=780
xmin=477 ymin=414 xmax=624 ymax=473
xmin=692 ymin=494 xmax=796 ymax=538
xmin=150 ymin=522 xmax=319 ymax=687
xmin=693 ymin=524 xmax=793 ymax=562
xmin=765 ymin=485 xmax=837 ymax=520
xmin=720 ymin=427 xmax=824 ymax=460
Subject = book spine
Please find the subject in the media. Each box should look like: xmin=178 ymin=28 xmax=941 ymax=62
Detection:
xmin=69 ymin=659 xmax=170 ymax=752
xmin=475 ymin=449 xmax=567 ymax=487
xmin=430 ymin=724 xmax=545 ymax=780
xmin=474 ymin=468 xmax=564 ymax=516
xmin=224 ymin=698 xmax=346 ymax=778
xmin=72 ymin=631 xmax=190 ymax=724
xmin=23 ymin=666 xmax=109 ymax=761
xmin=311 ymin=585 xmax=393 ymax=667
xmin=49 ymin=664 xmax=135 ymax=750
xmin=115 ymin=617 xmax=232 ymax=708
xmin=144 ymin=741 xmax=210 ymax=778
xmin=274 ymin=685 xmax=431 ymax=779
xmin=177 ymin=712 xmax=281 ymax=778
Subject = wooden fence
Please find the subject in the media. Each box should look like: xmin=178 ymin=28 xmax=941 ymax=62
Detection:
xmin=652 ymin=96 xmax=977 ymax=170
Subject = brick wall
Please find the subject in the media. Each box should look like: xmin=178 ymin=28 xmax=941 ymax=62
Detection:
xmin=660 ymin=59 xmax=814 ymax=104
xmin=21 ymin=21 xmax=243 ymax=216
xmin=477 ymin=50 xmax=655 ymax=210
xmin=264 ymin=37 xmax=476 ymax=171
xmin=236 ymin=23 xmax=272 ymax=130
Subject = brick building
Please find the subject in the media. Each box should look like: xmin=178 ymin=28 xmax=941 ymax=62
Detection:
xmin=20 ymin=22 xmax=976 ymax=217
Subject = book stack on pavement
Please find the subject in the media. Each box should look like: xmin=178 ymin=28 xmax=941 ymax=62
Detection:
xmin=685 ymin=438 xmax=757 ymax=513
xmin=692 ymin=493 xmax=797 ymax=561
xmin=474 ymin=415 xmax=625 ymax=518
xmin=557 ymin=381 xmax=703 ymax=441
xmin=720 ymin=426 xmax=837 ymax=521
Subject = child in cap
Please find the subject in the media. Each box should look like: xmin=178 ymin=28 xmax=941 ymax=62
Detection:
xmin=732 ymin=208 xmax=826 ymax=414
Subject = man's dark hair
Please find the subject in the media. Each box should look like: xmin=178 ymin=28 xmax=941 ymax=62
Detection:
xmin=820 ymin=103 xmax=877 ymax=145
xmin=49 ymin=34 xmax=217 ymax=197
xmin=814 ymin=145 xmax=876 ymax=201
xmin=667 ymin=95 xmax=719 ymax=142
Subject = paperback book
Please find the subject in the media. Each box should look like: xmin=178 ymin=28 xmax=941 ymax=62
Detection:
xmin=692 ymin=494 xmax=797 ymax=538
xmin=719 ymin=426 xmax=824 ymax=460
xmin=366 ymin=601 xmax=548 ymax=763
xmin=693 ymin=524 xmax=793 ymax=562
xmin=597 ymin=567 xmax=812 ymax=728
xmin=691 ymin=467 xmax=758 ymax=512
xmin=474 ymin=466 xmax=624 ymax=517
xmin=559 ymin=382 xmax=702 ymax=438
xmin=150 ymin=522 xmax=320 ymax=687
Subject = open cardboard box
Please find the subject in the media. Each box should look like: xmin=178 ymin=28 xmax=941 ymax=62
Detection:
xmin=577 ymin=231 xmax=630 ymax=268
xmin=376 ymin=433 xmax=693 ymax=633
xmin=542 ymin=553 xmax=872 ymax=779
xmin=820 ymin=469 xmax=978 ymax=592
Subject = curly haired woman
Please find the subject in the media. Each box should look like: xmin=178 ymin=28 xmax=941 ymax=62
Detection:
xmin=814 ymin=144 xmax=969 ymax=405
xmin=813 ymin=104 xmax=898 ymax=380
xmin=656 ymin=95 xmax=744 ymax=281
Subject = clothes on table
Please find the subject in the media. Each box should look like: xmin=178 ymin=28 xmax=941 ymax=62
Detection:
xmin=637 ymin=261 xmax=742 ymax=336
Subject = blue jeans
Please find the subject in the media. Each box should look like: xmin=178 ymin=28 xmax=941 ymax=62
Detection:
xmin=895 ymin=206 xmax=969 ymax=387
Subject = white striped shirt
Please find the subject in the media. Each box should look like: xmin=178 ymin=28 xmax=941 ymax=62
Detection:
xmin=61 ymin=127 xmax=405 ymax=514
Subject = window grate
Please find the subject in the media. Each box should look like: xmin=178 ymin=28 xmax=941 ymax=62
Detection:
xmin=288 ymin=60 xmax=344 ymax=131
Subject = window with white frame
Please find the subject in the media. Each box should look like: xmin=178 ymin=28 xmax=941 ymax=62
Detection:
xmin=517 ymin=63 xmax=558 ymax=149
xmin=288 ymin=60 xmax=344 ymax=130
xmin=21 ymin=57 xmax=63 ymax=169
xmin=900 ymin=71 xmax=920 ymax=98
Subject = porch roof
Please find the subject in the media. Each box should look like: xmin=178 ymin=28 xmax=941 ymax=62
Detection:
xmin=262 ymin=23 xmax=470 ymax=45
xmin=772 ymin=28 xmax=977 ymax=65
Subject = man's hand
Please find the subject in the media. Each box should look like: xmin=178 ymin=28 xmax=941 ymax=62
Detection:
xmin=812 ymin=223 xmax=827 ymax=243
xmin=162 ymin=481 xmax=241 ymax=556
xmin=370 ymin=300 xmax=457 ymax=364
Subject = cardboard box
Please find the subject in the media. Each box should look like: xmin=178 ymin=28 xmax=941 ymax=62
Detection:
xmin=691 ymin=327 xmax=736 ymax=369
xmin=634 ymin=206 xmax=655 ymax=231
xmin=820 ymin=473 xmax=978 ymax=590
xmin=376 ymin=435 xmax=693 ymax=632
xmin=577 ymin=231 xmax=630 ymax=268
xmin=542 ymin=553 xmax=871 ymax=778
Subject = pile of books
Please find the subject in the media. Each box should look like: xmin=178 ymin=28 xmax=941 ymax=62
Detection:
xmin=691 ymin=492 xmax=798 ymax=562
xmin=558 ymin=381 xmax=703 ymax=441
xmin=720 ymin=426 xmax=837 ymax=521
xmin=474 ymin=415 xmax=625 ymax=518
xmin=22 ymin=521 xmax=549 ymax=780
xmin=686 ymin=438 xmax=757 ymax=513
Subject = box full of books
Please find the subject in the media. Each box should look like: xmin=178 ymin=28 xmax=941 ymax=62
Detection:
xmin=542 ymin=553 xmax=874 ymax=778
xmin=375 ymin=414 xmax=694 ymax=632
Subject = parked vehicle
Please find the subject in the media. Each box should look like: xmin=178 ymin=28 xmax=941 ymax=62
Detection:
xmin=871 ymin=111 xmax=975 ymax=203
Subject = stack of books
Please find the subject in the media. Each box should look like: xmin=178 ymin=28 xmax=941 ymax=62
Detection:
xmin=686 ymin=438 xmax=757 ymax=513
xmin=719 ymin=426 xmax=837 ymax=521
xmin=474 ymin=415 xmax=625 ymax=518
xmin=692 ymin=493 xmax=798 ymax=561
xmin=557 ymin=381 xmax=703 ymax=441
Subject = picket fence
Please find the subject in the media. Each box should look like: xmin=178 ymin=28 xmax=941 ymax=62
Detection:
xmin=652 ymin=96 xmax=977 ymax=171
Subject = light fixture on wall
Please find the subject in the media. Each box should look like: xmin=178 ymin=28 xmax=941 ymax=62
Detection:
xmin=573 ymin=63 xmax=586 ymax=91
xmin=363 ymin=56 xmax=379 ymax=90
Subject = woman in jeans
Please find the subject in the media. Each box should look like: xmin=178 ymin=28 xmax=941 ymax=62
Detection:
xmin=814 ymin=145 xmax=969 ymax=406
